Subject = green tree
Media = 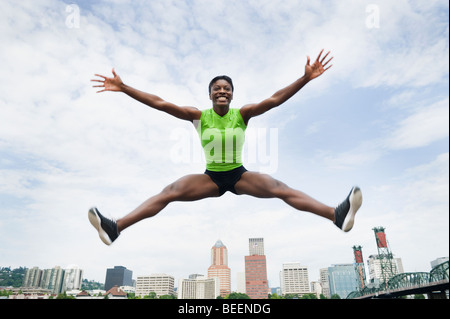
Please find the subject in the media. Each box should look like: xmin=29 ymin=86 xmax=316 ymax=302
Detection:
xmin=0 ymin=289 xmax=13 ymax=297
xmin=81 ymin=279 xmax=104 ymax=290
xmin=0 ymin=267 xmax=27 ymax=287
xmin=159 ymin=294 xmax=176 ymax=299
xmin=143 ymin=292 xmax=157 ymax=299
xmin=56 ymin=292 xmax=75 ymax=299
xmin=226 ymin=292 xmax=251 ymax=299
xmin=301 ymin=293 xmax=318 ymax=299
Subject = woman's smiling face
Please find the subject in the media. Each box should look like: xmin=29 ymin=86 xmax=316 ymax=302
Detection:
xmin=210 ymin=79 xmax=234 ymax=109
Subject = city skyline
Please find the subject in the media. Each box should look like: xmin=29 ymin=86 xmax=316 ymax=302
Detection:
xmin=7 ymin=233 xmax=447 ymax=296
xmin=7 ymin=257 xmax=448 ymax=299
xmin=1 ymin=0 xmax=448 ymax=293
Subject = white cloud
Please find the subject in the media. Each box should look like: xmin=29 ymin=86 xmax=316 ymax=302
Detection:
xmin=386 ymin=98 xmax=449 ymax=150
xmin=310 ymin=95 xmax=449 ymax=171
xmin=319 ymin=0 xmax=450 ymax=89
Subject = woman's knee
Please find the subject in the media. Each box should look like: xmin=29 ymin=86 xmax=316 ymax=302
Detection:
xmin=161 ymin=181 xmax=184 ymax=201
xmin=270 ymin=179 xmax=290 ymax=198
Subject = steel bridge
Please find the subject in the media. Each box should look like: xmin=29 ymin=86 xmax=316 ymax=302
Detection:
xmin=347 ymin=261 xmax=449 ymax=299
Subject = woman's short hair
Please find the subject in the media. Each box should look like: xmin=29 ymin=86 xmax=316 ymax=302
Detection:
xmin=208 ymin=75 xmax=234 ymax=94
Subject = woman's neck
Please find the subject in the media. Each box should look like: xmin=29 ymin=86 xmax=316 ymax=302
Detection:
xmin=213 ymin=105 xmax=230 ymax=117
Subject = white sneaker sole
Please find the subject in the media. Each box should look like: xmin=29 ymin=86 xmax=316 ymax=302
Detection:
xmin=88 ymin=208 xmax=113 ymax=246
xmin=342 ymin=187 xmax=363 ymax=232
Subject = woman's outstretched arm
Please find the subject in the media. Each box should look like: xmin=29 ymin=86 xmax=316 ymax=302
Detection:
xmin=91 ymin=69 xmax=201 ymax=122
xmin=240 ymin=49 xmax=333 ymax=125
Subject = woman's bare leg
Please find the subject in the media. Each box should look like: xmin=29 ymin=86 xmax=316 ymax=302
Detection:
xmin=117 ymin=174 xmax=220 ymax=232
xmin=234 ymin=172 xmax=335 ymax=221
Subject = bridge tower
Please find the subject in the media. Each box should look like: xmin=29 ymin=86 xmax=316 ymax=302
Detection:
xmin=353 ymin=245 xmax=367 ymax=290
xmin=373 ymin=227 xmax=397 ymax=288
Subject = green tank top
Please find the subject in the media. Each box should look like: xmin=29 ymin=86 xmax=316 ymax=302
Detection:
xmin=196 ymin=108 xmax=247 ymax=172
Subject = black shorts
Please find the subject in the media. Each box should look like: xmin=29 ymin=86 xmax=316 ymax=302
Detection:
xmin=205 ymin=166 xmax=248 ymax=196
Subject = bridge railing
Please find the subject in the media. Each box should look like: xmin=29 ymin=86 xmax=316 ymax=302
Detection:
xmin=347 ymin=261 xmax=449 ymax=299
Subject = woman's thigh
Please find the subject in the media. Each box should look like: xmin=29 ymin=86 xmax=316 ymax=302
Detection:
xmin=166 ymin=174 xmax=221 ymax=201
xmin=234 ymin=171 xmax=287 ymax=198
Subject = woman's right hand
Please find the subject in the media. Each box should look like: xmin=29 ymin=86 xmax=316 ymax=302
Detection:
xmin=91 ymin=68 xmax=124 ymax=93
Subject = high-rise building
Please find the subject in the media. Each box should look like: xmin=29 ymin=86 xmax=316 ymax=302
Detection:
xmin=62 ymin=265 xmax=83 ymax=291
xmin=178 ymin=276 xmax=219 ymax=299
xmin=40 ymin=266 xmax=64 ymax=294
xmin=280 ymin=263 xmax=310 ymax=296
xmin=245 ymin=238 xmax=269 ymax=299
xmin=310 ymin=281 xmax=322 ymax=298
xmin=23 ymin=267 xmax=42 ymax=288
xmin=328 ymin=264 xmax=359 ymax=299
xmin=319 ymin=268 xmax=330 ymax=298
xmin=23 ymin=266 xmax=81 ymax=294
xmin=236 ymin=272 xmax=246 ymax=293
xmin=249 ymin=238 xmax=265 ymax=256
xmin=367 ymin=255 xmax=403 ymax=283
xmin=135 ymin=274 xmax=174 ymax=298
xmin=208 ymin=239 xmax=231 ymax=298
xmin=105 ymin=266 xmax=133 ymax=291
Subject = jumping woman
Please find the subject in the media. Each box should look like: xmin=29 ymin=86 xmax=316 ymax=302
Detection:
xmin=89 ymin=50 xmax=362 ymax=246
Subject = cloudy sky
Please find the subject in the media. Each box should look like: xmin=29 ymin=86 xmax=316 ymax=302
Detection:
xmin=1 ymin=0 xmax=448 ymax=292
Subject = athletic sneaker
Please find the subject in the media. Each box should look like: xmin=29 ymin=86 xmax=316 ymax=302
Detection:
xmin=88 ymin=207 xmax=119 ymax=245
xmin=334 ymin=187 xmax=363 ymax=232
